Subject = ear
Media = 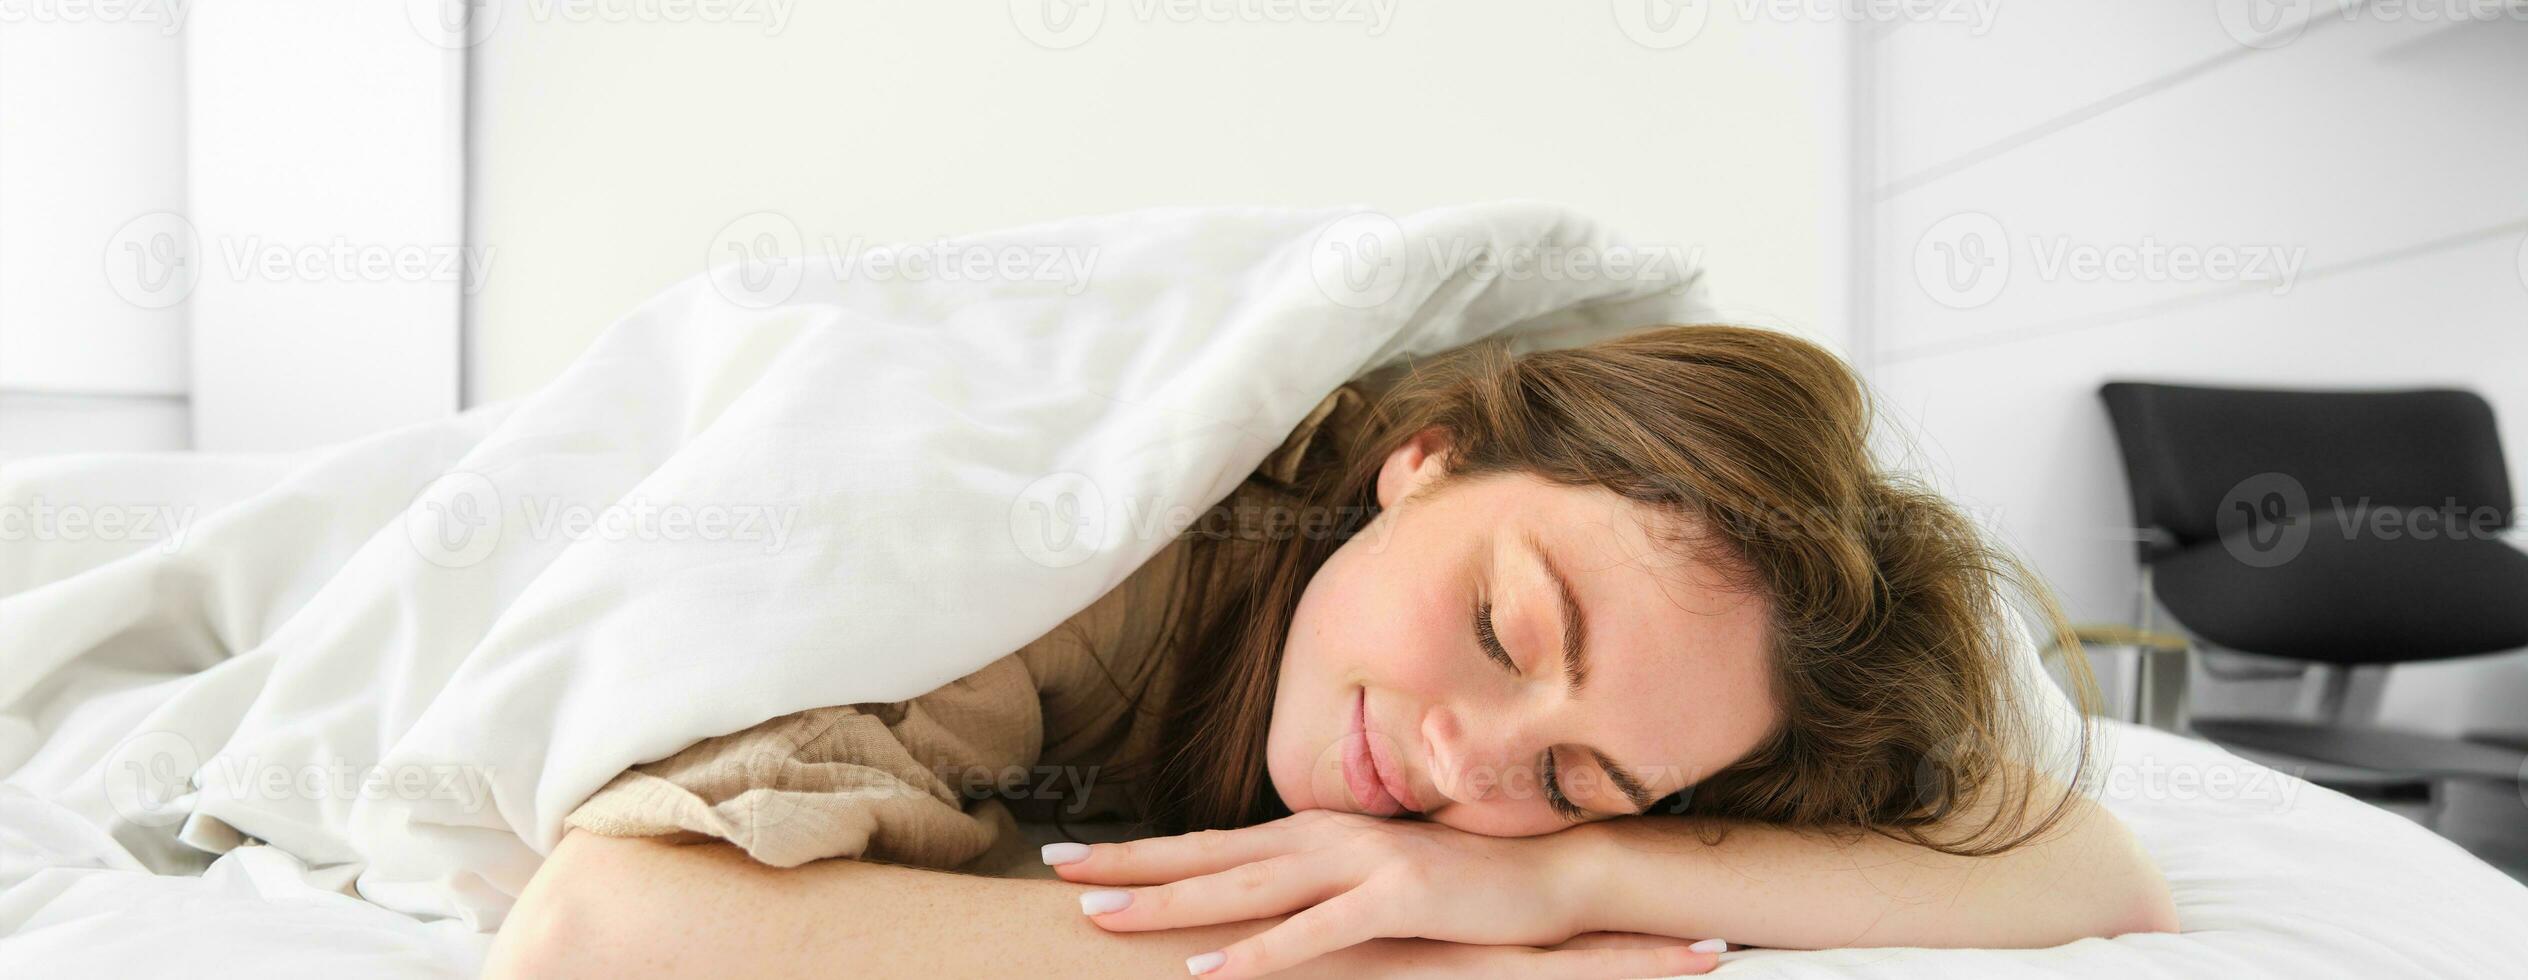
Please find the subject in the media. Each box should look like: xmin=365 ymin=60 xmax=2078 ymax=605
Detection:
xmin=1374 ymin=425 xmax=1453 ymax=511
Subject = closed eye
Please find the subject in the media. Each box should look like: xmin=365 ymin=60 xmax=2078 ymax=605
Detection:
xmin=1540 ymin=751 xmax=1586 ymax=822
xmin=1477 ymin=601 xmax=1585 ymax=821
xmin=1474 ymin=599 xmax=1517 ymax=673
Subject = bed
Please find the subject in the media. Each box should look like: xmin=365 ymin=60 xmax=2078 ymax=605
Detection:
xmin=5 ymin=204 xmax=2523 ymax=977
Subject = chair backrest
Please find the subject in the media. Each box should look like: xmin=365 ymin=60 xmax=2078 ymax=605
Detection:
xmin=2098 ymin=382 xmax=2513 ymax=559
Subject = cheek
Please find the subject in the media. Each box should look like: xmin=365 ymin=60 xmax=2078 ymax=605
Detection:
xmin=1263 ymin=555 xmax=1360 ymax=809
xmin=1265 ymin=533 xmax=1461 ymax=806
xmin=1281 ymin=540 xmax=1402 ymax=681
xmin=1293 ymin=542 xmax=1465 ymax=695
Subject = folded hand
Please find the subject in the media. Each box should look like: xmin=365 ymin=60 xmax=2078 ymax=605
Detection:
xmin=1044 ymin=809 xmax=1726 ymax=979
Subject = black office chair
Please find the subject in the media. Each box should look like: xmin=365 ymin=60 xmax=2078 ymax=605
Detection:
xmin=2097 ymin=382 xmax=2528 ymax=807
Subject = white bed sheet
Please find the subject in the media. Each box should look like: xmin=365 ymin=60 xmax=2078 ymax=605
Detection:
xmin=1696 ymin=721 xmax=2528 ymax=978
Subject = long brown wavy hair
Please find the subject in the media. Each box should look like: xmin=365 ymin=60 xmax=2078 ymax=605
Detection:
xmin=1127 ymin=323 xmax=2100 ymax=856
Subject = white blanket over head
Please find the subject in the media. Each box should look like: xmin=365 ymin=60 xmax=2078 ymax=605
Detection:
xmin=0 ymin=203 xmax=1723 ymax=935
xmin=13 ymin=204 xmax=2519 ymax=980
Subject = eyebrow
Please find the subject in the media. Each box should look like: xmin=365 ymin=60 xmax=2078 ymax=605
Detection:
xmin=1522 ymin=527 xmax=1656 ymax=813
xmin=1590 ymin=749 xmax=1656 ymax=812
xmin=1521 ymin=526 xmax=1590 ymax=693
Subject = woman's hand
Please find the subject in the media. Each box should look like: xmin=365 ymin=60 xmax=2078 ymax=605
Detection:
xmin=1044 ymin=809 xmax=1727 ymax=979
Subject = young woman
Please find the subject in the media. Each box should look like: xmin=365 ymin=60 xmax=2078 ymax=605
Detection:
xmin=487 ymin=325 xmax=2177 ymax=978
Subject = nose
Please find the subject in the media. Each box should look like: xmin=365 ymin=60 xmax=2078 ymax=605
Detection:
xmin=1422 ymin=702 xmax=1547 ymax=807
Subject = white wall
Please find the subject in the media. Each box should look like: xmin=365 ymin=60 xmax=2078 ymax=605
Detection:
xmin=0 ymin=2 xmax=465 ymax=460
xmin=183 ymin=1 xmax=468 ymax=451
xmin=1855 ymin=2 xmax=2528 ymax=735
xmin=464 ymin=2 xmax=1853 ymax=402
xmin=0 ymin=8 xmax=191 ymax=461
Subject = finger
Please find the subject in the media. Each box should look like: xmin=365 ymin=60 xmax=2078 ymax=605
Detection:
xmin=1530 ymin=943 xmax=1721 ymax=979
xmin=1046 ymin=823 xmax=1303 ymax=886
xmin=1081 ymin=851 xmax=1347 ymax=933
xmin=1185 ymin=892 xmax=1384 ymax=980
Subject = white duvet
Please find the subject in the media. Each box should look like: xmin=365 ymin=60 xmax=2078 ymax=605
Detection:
xmin=3 ymin=204 xmax=2522 ymax=977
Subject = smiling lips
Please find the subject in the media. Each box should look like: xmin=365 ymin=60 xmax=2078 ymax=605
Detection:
xmin=1344 ymin=687 xmax=1420 ymax=816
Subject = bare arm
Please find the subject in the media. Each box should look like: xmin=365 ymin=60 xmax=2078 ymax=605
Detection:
xmin=484 ymin=831 xmax=1719 ymax=979
xmin=1046 ymin=772 xmax=2174 ymax=969
xmin=1051 ymin=782 xmax=2173 ymax=978
xmin=484 ymin=831 xmax=1261 ymax=978
xmin=1571 ymin=789 xmax=2179 ymax=949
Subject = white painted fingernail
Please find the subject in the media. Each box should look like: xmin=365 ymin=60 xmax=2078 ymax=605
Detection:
xmin=1041 ymin=842 xmax=1090 ymax=865
xmin=1079 ymin=889 xmax=1132 ymax=915
xmin=1688 ymin=938 xmax=1728 ymax=953
xmin=1186 ymin=951 xmax=1226 ymax=975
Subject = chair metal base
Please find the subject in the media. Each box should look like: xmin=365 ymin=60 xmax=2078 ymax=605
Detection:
xmin=2189 ymin=717 xmax=2528 ymax=784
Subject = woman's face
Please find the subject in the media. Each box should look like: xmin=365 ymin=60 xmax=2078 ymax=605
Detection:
xmin=1265 ymin=429 xmax=1782 ymax=837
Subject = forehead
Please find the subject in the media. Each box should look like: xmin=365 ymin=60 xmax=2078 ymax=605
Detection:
xmin=1467 ymin=472 xmax=1779 ymax=792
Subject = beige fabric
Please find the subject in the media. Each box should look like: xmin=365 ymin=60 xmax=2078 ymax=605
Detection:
xmin=564 ymin=385 xmax=1366 ymax=870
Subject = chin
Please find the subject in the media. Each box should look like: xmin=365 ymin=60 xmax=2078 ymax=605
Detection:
xmin=1260 ymin=706 xmax=1326 ymax=815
